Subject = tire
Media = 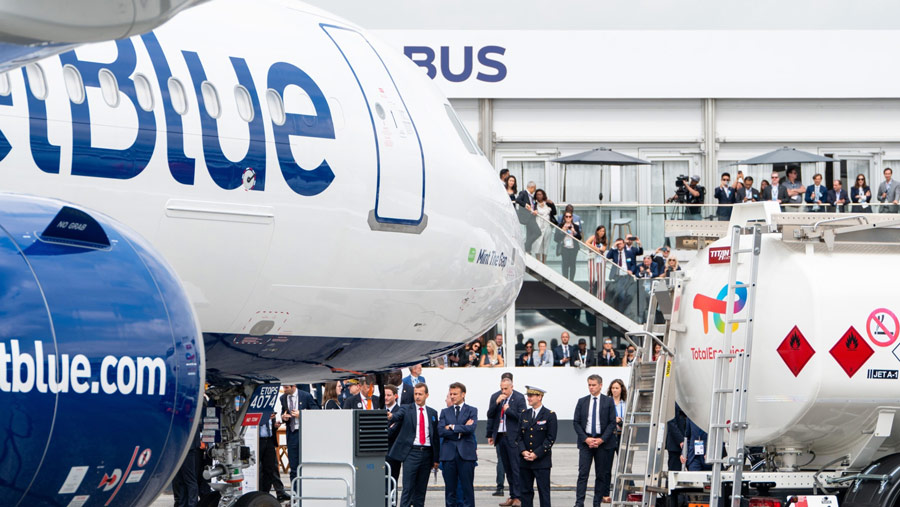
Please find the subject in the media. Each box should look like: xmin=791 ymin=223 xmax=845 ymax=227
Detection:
xmin=841 ymin=453 xmax=900 ymax=507
xmin=198 ymin=491 xmax=222 ymax=507
xmin=233 ymin=491 xmax=282 ymax=507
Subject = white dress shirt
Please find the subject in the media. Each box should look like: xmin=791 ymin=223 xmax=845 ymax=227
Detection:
xmin=584 ymin=395 xmax=602 ymax=435
xmin=412 ymin=404 xmax=431 ymax=446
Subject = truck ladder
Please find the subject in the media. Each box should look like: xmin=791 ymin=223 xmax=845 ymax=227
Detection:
xmin=611 ymin=279 xmax=681 ymax=507
xmin=707 ymin=224 xmax=762 ymax=507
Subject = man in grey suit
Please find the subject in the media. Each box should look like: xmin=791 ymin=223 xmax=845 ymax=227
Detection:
xmin=877 ymin=167 xmax=900 ymax=213
xmin=761 ymin=172 xmax=787 ymax=205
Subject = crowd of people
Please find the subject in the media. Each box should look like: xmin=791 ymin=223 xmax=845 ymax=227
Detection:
xmin=712 ymin=166 xmax=900 ymax=219
xmin=421 ymin=331 xmax=662 ymax=370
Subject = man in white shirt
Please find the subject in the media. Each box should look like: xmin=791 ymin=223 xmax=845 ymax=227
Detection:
xmin=572 ymin=375 xmax=617 ymax=507
xmin=387 ymin=383 xmax=439 ymax=507
xmin=532 ymin=340 xmax=554 ymax=367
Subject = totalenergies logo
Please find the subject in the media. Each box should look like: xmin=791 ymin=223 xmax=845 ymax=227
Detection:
xmin=693 ymin=283 xmax=747 ymax=334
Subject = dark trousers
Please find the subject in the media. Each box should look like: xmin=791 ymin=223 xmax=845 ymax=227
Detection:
xmin=497 ymin=434 xmax=521 ymax=500
xmin=495 ymin=444 xmax=505 ymax=489
xmin=172 ymin=448 xmax=199 ymax=507
xmin=561 ymin=248 xmax=578 ymax=280
xmin=575 ymin=445 xmax=613 ymax=507
xmin=259 ymin=436 xmax=285 ymax=495
xmin=520 ymin=467 xmax=550 ymax=507
xmin=441 ymin=457 xmax=475 ymax=507
xmin=400 ymin=447 xmax=432 ymax=507
xmin=518 ymin=208 xmax=541 ymax=252
xmin=286 ymin=428 xmax=300 ymax=483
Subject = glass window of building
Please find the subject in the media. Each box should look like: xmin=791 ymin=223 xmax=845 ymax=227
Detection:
xmin=508 ymin=160 xmax=546 ymax=194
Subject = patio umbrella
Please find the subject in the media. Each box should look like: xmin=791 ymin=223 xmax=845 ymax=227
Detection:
xmin=552 ymin=148 xmax=650 ymax=200
xmin=736 ymin=147 xmax=835 ymax=165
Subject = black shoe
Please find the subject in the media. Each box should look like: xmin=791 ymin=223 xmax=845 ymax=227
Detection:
xmin=276 ymin=492 xmax=291 ymax=502
xmin=492 ymin=488 xmax=505 ymax=497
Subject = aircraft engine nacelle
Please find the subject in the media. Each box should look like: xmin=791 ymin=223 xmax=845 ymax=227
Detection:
xmin=0 ymin=195 xmax=204 ymax=507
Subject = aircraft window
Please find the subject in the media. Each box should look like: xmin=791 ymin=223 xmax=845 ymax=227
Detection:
xmin=168 ymin=77 xmax=188 ymax=116
xmin=98 ymin=69 xmax=120 ymax=108
xmin=134 ymin=73 xmax=154 ymax=112
xmin=62 ymin=65 xmax=85 ymax=105
xmin=234 ymin=85 xmax=254 ymax=122
xmin=0 ymin=72 xmax=11 ymax=96
xmin=25 ymin=63 xmax=47 ymax=100
xmin=266 ymin=89 xmax=286 ymax=126
xmin=444 ymin=103 xmax=479 ymax=155
xmin=201 ymin=81 xmax=221 ymax=119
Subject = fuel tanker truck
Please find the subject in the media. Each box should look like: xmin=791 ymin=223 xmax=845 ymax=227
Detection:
xmin=662 ymin=202 xmax=900 ymax=507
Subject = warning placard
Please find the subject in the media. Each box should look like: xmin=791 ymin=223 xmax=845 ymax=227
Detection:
xmin=867 ymin=308 xmax=899 ymax=347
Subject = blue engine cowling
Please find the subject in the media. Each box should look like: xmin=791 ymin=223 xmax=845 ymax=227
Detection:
xmin=0 ymin=195 xmax=204 ymax=506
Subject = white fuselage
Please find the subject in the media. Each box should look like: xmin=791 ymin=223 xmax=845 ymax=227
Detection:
xmin=0 ymin=0 xmax=523 ymax=381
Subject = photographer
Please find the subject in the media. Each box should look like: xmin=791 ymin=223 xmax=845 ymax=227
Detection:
xmin=669 ymin=175 xmax=705 ymax=220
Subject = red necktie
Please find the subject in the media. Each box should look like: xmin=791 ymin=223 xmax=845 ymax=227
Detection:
xmin=418 ymin=407 xmax=426 ymax=445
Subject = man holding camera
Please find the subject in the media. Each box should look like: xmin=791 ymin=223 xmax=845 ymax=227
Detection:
xmin=670 ymin=175 xmax=705 ymax=220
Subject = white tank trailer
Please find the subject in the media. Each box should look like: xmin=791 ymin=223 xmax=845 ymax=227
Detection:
xmin=668 ymin=202 xmax=900 ymax=507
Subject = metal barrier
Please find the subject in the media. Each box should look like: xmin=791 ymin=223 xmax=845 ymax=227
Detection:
xmin=385 ymin=461 xmax=397 ymax=507
xmin=291 ymin=462 xmax=356 ymax=507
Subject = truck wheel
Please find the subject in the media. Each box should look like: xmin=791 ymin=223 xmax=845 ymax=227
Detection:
xmin=841 ymin=453 xmax=900 ymax=507
xmin=233 ymin=491 xmax=282 ymax=507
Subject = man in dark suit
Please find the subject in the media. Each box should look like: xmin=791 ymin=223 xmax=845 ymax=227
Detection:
xmin=574 ymin=339 xmax=595 ymax=367
xmin=736 ymin=176 xmax=760 ymax=203
xmin=516 ymin=386 xmax=557 ymax=507
xmin=805 ymin=173 xmax=828 ymax=212
xmin=281 ymin=384 xmax=320 ymax=483
xmin=666 ymin=404 xmax=687 ymax=472
xmin=400 ymin=364 xmax=426 ymax=405
xmin=762 ymin=172 xmax=787 ymax=204
xmin=487 ymin=373 xmax=527 ymax=506
xmin=438 ymin=382 xmax=478 ymax=507
xmin=387 ymin=383 xmax=439 ymax=507
xmin=553 ymin=332 xmax=577 ymax=367
xmin=714 ymin=173 xmax=736 ymax=220
xmin=383 ymin=385 xmax=403 ymax=489
xmin=828 ymin=178 xmax=849 ymax=213
xmin=606 ymin=239 xmax=635 ymax=275
xmin=623 ymin=235 xmax=643 ymax=263
xmin=258 ymin=411 xmax=290 ymax=501
xmin=515 ymin=181 xmax=541 ymax=252
xmin=342 ymin=375 xmax=381 ymax=410
xmin=573 ymin=375 xmax=617 ymax=507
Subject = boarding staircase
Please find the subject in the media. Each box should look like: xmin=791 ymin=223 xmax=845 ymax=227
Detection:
xmin=610 ymin=279 xmax=681 ymax=507
xmin=524 ymin=253 xmax=644 ymax=334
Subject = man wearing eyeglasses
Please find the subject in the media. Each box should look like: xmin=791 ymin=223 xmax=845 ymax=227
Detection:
xmin=762 ymin=172 xmax=787 ymax=205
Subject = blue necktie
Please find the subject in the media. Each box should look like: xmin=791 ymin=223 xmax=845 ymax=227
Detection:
xmin=591 ymin=397 xmax=598 ymax=437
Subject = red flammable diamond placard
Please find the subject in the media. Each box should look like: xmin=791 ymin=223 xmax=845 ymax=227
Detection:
xmin=829 ymin=326 xmax=874 ymax=378
xmin=777 ymin=325 xmax=816 ymax=377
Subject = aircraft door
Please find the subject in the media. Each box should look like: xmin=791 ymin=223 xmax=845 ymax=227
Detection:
xmin=321 ymin=24 xmax=427 ymax=233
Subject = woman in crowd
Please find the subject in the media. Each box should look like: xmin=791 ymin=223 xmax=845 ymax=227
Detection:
xmin=323 ymin=381 xmax=342 ymax=409
xmin=661 ymin=257 xmax=681 ymax=278
xmin=505 ymin=175 xmax=518 ymax=203
xmin=621 ymin=345 xmax=637 ymax=366
xmin=556 ymin=211 xmax=583 ymax=280
xmin=587 ymin=225 xmax=608 ymax=254
xmin=480 ymin=340 xmax=505 ymax=367
xmin=607 ymin=379 xmax=628 ymax=451
xmin=518 ymin=341 xmax=535 ymax=366
xmin=759 ymin=179 xmax=770 ymax=198
xmin=851 ymin=174 xmax=872 ymax=213
xmin=652 ymin=343 xmax=663 ymax=362
xmin=467 ymin=340 xmax=483 ymax=366
xmin=532 ymin=189 xmax=557 ymax=262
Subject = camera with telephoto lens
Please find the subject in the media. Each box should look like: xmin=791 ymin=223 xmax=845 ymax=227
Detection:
xmin=671 ymin=175 xmax=691 ymax=203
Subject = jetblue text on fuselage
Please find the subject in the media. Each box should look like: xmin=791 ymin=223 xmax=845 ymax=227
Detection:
xmin=0 ymin=32 xmax=336 ymax=196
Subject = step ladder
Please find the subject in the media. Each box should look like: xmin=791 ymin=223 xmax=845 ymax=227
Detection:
xmin=706 ymin=224 xmax=762 ymax=507
xmin=611 ymin=278 xmax=682 ymax=507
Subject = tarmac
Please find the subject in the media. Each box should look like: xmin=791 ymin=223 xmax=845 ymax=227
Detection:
xmin=150 ymin=443 xmax=600 ymax=506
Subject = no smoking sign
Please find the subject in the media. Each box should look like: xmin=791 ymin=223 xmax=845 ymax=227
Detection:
xmin=867 ymin=308 xmax=899 ymax=347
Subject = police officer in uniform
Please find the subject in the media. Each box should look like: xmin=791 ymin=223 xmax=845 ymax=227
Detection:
xmin=516 ymin=386 xmax=557 ymax=507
